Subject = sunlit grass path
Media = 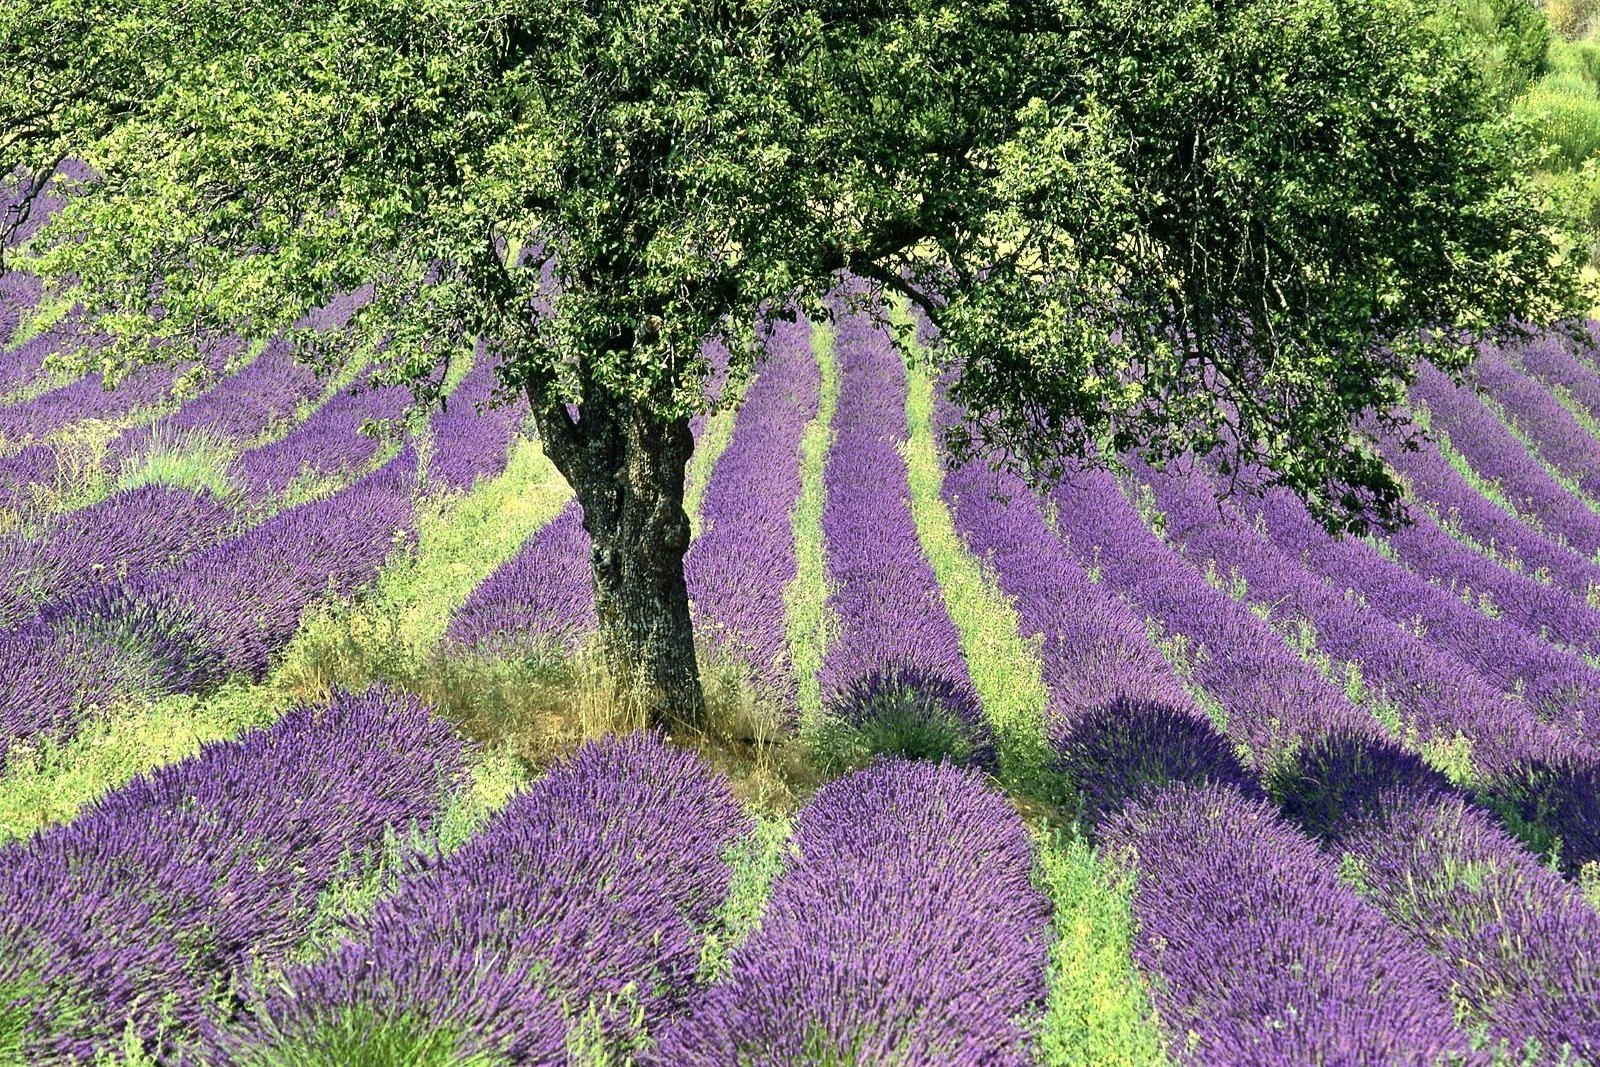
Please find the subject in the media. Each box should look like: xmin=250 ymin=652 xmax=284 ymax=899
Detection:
xmin=896 ymin=314 xmax=1168 ymax=1066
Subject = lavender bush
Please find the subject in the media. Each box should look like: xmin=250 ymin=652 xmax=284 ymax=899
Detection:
xmin=220 ymin=731 xmax=748 ymax=1065
xmin=652 ymin=758 xmax=1051 ymax=1065
xmin=1411 ymin=362 xmax=1600 ymax=556
xmin=0 ymin=685 xmax=466 ymax=1062
xmin=1102 ymin=783 xmax=1469 ymax=1065
xmin=0 ymin=454 xmax=417 ymax=753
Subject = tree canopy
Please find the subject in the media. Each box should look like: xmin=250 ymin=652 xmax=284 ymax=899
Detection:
xmin=2 ymin=0 xmax=1588 ymax=720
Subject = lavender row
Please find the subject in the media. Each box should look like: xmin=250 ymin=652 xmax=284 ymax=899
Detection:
xmin=1246 ymin=481 xmax=1600 ymax=750
xmin=813 ymin=308 xmax=988 ymax=756
xmin=1101 ymin=781 xmax=1469 ymax=1065
xmin=1411 ymin=362 xmax=1600 ymax=555
xmin=933 ymin=430 xmax=1474 ymax=1059
xmin=231 ymin=367 xmax=416 ymax=499
xmin=1049 ymin=467 xmax=1374 ymax=764
xmin=1381 ymin=417 xmax=1600 ymax=610
xmin=1380 ymin=481 xmax=1600 ymax=661
xmin=444 ymin=499 xmax=593 ymax=656
xmin=0 ymin=454 xmax=418 ymax=754
xmin=110 ymin=289 xmax=371 ymax=469
xmin=1469 ymin=344 xmax=1600 ymax=498
xmin=221 ymin=731 xmax=748 ymax=1064
xmin=652 ymin=758 xmax=1051 ymax=1064
xmin=423 ymin=346 xmax=524 ymax=492
xmin=1036 ymin=471 xmax=1600 ymax=1059
xmin=0 ymin=685 xmax=467 ymax=1062
xmin=0 ymin=485 xmax=235 ymax=628
xmin=0 ymin=330 xmax=240 ymax=446
xmin=1145 ymin=462 xmax=1600 ymax=808
xmin=1509 ymin=329 xmax=1600 ymax=431
xmin=683 ymin=317 xmax=817 ymax=703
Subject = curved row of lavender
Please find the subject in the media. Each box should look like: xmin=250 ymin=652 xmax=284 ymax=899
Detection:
xmin=230 ymin=366 xmax=417 ymax=499
xmin=652 ymin=758 xmax=1051 ymax=1065
xmin=1412 ymin=362 xmax=1600 ymax=556
xmin=0 ymin=454 xmax=418 ymax=755
xmin=813 ymin=307 xmax=989 ymax=760
xmin=681 ymin=317 xmax=817 ymax=705
xmin=423 ymin=346 xmax=525 ymax=492
xmin=1141 ymin=461 xmax=1600 ymax=863
xmin=0 ymin=685 xmax=467 ymax=1062
xmin=0 ymin=330 xmax=242 ymax=447
xmin=0 ymin=485 xmax=236 ymax=628
xmin=220 ymin=731 xmax=749 ymax=1065
xmin=1110 ymin=467 xmax=1600 ymax=1055
xmin=107 ymin=287 xmax=373 ymax=472
xmin=1101 ymin=781 xmax=1470 ymax=1065
xmin=1470 ymin=344 xmax=1600 ymax=500
xmin=1246 ymin=475 xmax=1600 ymax=740
xmin=445 ymin=499 xmax=595 ymax=658
xmin=1048 ymin=466 xmax=1376 ymax=764
xmin=1383 ymin=414 xmax=1600 ymax=610
xmin=932 ymin=400 xmax=1478 ymax=1059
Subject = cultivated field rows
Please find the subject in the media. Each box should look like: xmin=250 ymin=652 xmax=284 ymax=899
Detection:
xmin=1 ymin=229 xmax=1600 ymax=1063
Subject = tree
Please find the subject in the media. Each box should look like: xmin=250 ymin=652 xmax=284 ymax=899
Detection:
xmin=2 ymin=0 xmax=1586 ymax=725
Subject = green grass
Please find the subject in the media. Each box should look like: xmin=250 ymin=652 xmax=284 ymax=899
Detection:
xmin=114 ymin=428 xmax=240 ymax=499
xmin=784 ymin=318 xmax=839 ymax=732
xmin=1035 ymin=831 xmax=1168 ymax=1067
xmin=0 ymin=684 xmax=292 ymax=842
xmin=697 ymin=813 xmax=794 ymax=983
xmin=900 ymin=337 xmax=1052 ymax=788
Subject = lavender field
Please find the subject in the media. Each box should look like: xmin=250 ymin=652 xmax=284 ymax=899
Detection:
xmin=4 ymin=212 xmax=1600 ymax=1067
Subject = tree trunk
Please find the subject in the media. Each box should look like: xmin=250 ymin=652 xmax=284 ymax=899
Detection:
xmin=529 ymin=378 xmax=706 ymax=727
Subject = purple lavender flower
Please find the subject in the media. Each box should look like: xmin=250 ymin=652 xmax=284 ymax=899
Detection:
xmin=684 ymin=316 xmax=817 ymax=704
xmin=0 ymin=486 xmax=234 ymax=627
xmin=231 ymin=367 xmax=416 ymax=499
xmin=1382 ymin=421 xmax=1600 ymax=609
xmin=1243 ymin=480 xmax=1600 ymax=752
xmin=219 ymin=731 xmax=748 ymax=1065
xmin=423 ymin=346 xmax=524 ymax=492
xmin=1046 ymin=466 xmax=1375 ymax=766
xmin=0 ymin=332 xmax=240 ymax=446
xmin=0 ymin=685 xmax=467 ymax=1062
xmin=1469 ymin=344 xmax=1600 ymax=497
xmin=1102 ymin=783 xmax=1470 ymax=1065
xmin=652 ymin=758 xmax=1051 ymax=1065
xmin=1339 ymin=791 xmax=1600 ymax=1061
xmin=815 ymin=306 xmax=988 ymax=762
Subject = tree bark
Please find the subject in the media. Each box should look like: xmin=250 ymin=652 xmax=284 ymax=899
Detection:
xmin=527 ymin=376 xmax=706 ymax=727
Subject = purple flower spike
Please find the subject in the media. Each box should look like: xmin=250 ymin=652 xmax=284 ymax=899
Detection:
xmin=817 ymin=303 xmax=989 ymax=762
xmin=652 ymin=758 xmax=1052 ymax=1066
xmin=0 ymin=685 xmax=467 ymax=1062
xmin=219 ymin=731 xmax=749 ymax=1065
